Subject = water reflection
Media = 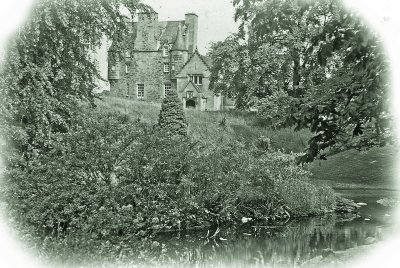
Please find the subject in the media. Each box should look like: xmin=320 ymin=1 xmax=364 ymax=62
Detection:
xmin=50 ymin=192 xmax=395 ymax=268
xmin=147 ymin=215 xmax=390 ymax=268
xmin=129 ymin=193 xmax=394 ymax=268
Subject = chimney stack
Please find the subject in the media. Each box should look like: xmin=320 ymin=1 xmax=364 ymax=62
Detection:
xmin=185 ymin=13 xmax=198 ymax=54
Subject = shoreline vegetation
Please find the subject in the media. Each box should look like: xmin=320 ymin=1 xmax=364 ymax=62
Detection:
xmin=2 ymin=96 xmax=362 ymax=263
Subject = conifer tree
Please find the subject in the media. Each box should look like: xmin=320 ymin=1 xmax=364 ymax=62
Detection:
xmin=157 ymin=90 xmax=188 ymax=136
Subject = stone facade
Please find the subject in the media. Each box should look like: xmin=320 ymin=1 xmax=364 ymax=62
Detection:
xmin=108 ymin=11 xmax=232 ymax=111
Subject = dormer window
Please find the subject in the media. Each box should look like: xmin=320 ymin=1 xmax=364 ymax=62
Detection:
xmin=163 ymin=45 xmax=169 ymax=57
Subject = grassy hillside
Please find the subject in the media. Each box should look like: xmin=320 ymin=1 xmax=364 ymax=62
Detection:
xmin=96 ymin=96 xmax=311 ymax=153
xmin=97 ymin=96 xmax=398 ymax=191
xmin=308 ymin=146 xmax=399 ymax=190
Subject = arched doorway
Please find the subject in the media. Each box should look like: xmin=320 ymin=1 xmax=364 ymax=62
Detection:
xmin=186 ymin=99 xmax=196 ymax=109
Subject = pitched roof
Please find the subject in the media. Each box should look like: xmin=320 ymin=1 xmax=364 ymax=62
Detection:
xmin=200 ymin=55 xmax=212 ymax=69
xmin=177 ymin=48 xmax=212 ymax=76
xmin=109 ymin=20 xmax=186 ymax=52
xmin=171 ymin=24 xmax=187 ymax=51
xmin=181 ymin=80 xmax=202 ymax=93
xmin=159 ymin=21 xmax=186 ymax=44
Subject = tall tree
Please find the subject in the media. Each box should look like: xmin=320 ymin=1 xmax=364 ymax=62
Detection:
xmin=0 ymin=0 xmax=150 ymax=162
xmin=213 ymin=0 xmax=391 ymax=162
xmin=295 ymin=3 xmax=390 ymax=162
xmin=208 ymin=34 xmax=253 ymax=108
xmin=234 ymin=0 xmax=334 ymax=96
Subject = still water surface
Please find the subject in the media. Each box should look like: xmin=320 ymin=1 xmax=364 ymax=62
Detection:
xmin=134 ymin=190 xmax=396 ymax=268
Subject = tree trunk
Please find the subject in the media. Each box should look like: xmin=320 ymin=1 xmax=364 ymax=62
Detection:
xmin=292 ymin=51 xmax=301 ymax=97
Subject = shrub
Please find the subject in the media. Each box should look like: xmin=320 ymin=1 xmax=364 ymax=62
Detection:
xmin=157 ymin=90 xmax=187 ymax=136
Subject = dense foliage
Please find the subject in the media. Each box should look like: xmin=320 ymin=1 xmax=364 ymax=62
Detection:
xmin=209 ymin=0 xmax=391 ymax=162
xmin=0 ymin=0 xmax=150 ymax=162
xmin=3 ymin=108 xmax=335 ymax=258
xmin=157 ymin=90 xmax=188 ymax=136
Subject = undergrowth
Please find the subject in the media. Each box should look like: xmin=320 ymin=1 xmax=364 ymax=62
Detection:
xmin=2 ymin=97 xmax=335 ymax=263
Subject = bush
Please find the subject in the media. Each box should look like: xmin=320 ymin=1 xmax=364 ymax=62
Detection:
xmin=157 ymin=90 xmax=187 ymax=136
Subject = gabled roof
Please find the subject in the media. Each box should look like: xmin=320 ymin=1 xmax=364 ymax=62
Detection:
xmin=177 ymin=48 xmax=212 ymax=77
xmin=181 ymin=80 xmax=202 ymax=93
xmin=201 ymin=55 xmax=212 ymax=68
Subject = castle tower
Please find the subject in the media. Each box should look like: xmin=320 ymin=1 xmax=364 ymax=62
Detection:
xmin=185 ymin=13 xmax=198 ymax=54
xmin=171 ymin=24 xmax=188 ymax=75
xmin=135 ymin=12 xmax=159 ymax=51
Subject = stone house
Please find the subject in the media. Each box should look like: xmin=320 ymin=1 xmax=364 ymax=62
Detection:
xmin=107 ymin=11 xmax=233 ymax=111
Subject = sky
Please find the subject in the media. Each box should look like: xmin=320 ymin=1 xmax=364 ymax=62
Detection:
xmin=1 ymin=0 xmax=400 ymax=267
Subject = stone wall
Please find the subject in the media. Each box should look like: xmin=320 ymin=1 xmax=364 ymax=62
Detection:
xmin=176 ymin=52 xmax=217 ymax=111
xmin=131 ymin=51 xmax=164 ymax=101
xmin=170 ymin=50 xmax=188 ymax=79
xmin=135 ymin=13 xmax=159 ymax=51
xmin=110 ymin=51 xmax=164 ymax=101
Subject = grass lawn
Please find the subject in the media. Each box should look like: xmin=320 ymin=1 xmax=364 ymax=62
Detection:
xmin=308 ymin=146 xmax=399 ymax=190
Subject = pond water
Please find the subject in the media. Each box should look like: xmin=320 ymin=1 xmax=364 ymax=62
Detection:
xmin=125 ymin=190 xmax=397 ymax=268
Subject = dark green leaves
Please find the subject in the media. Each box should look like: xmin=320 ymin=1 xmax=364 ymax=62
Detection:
xmin=157 ymin=90 xmax=188 ymax=137
xmin=0 ymin=0 xmax=150 ymax=160
xmin=225 ymin=0 xmax=391 ymax=162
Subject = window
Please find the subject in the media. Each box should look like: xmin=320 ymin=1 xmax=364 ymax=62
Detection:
xmin=163 ymin=45 xmax=169 ymax=57
xmin=125 ymin=50 xmax=131 ymax=58
xmin=164 ymin=83 xmax=172 ymax=97
xmin=171 ymin=63 xmax=175 ymax=71
xmin=111 ymin=65 xmax=116 ymax=71
xmin=186 ymin=91 xmax=194 ymax=99
xmin=126 ymin=83 xmax=130 ymax=97
xmin=125 ymin=64 xmax=129 ymax=74
xmin=190 ymin=75 xmax=203 ymax=85
xmin=137 ymin=84 xmax=144 ymax=99
xmin=163 ymin=63 xmax=170 ymax=73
